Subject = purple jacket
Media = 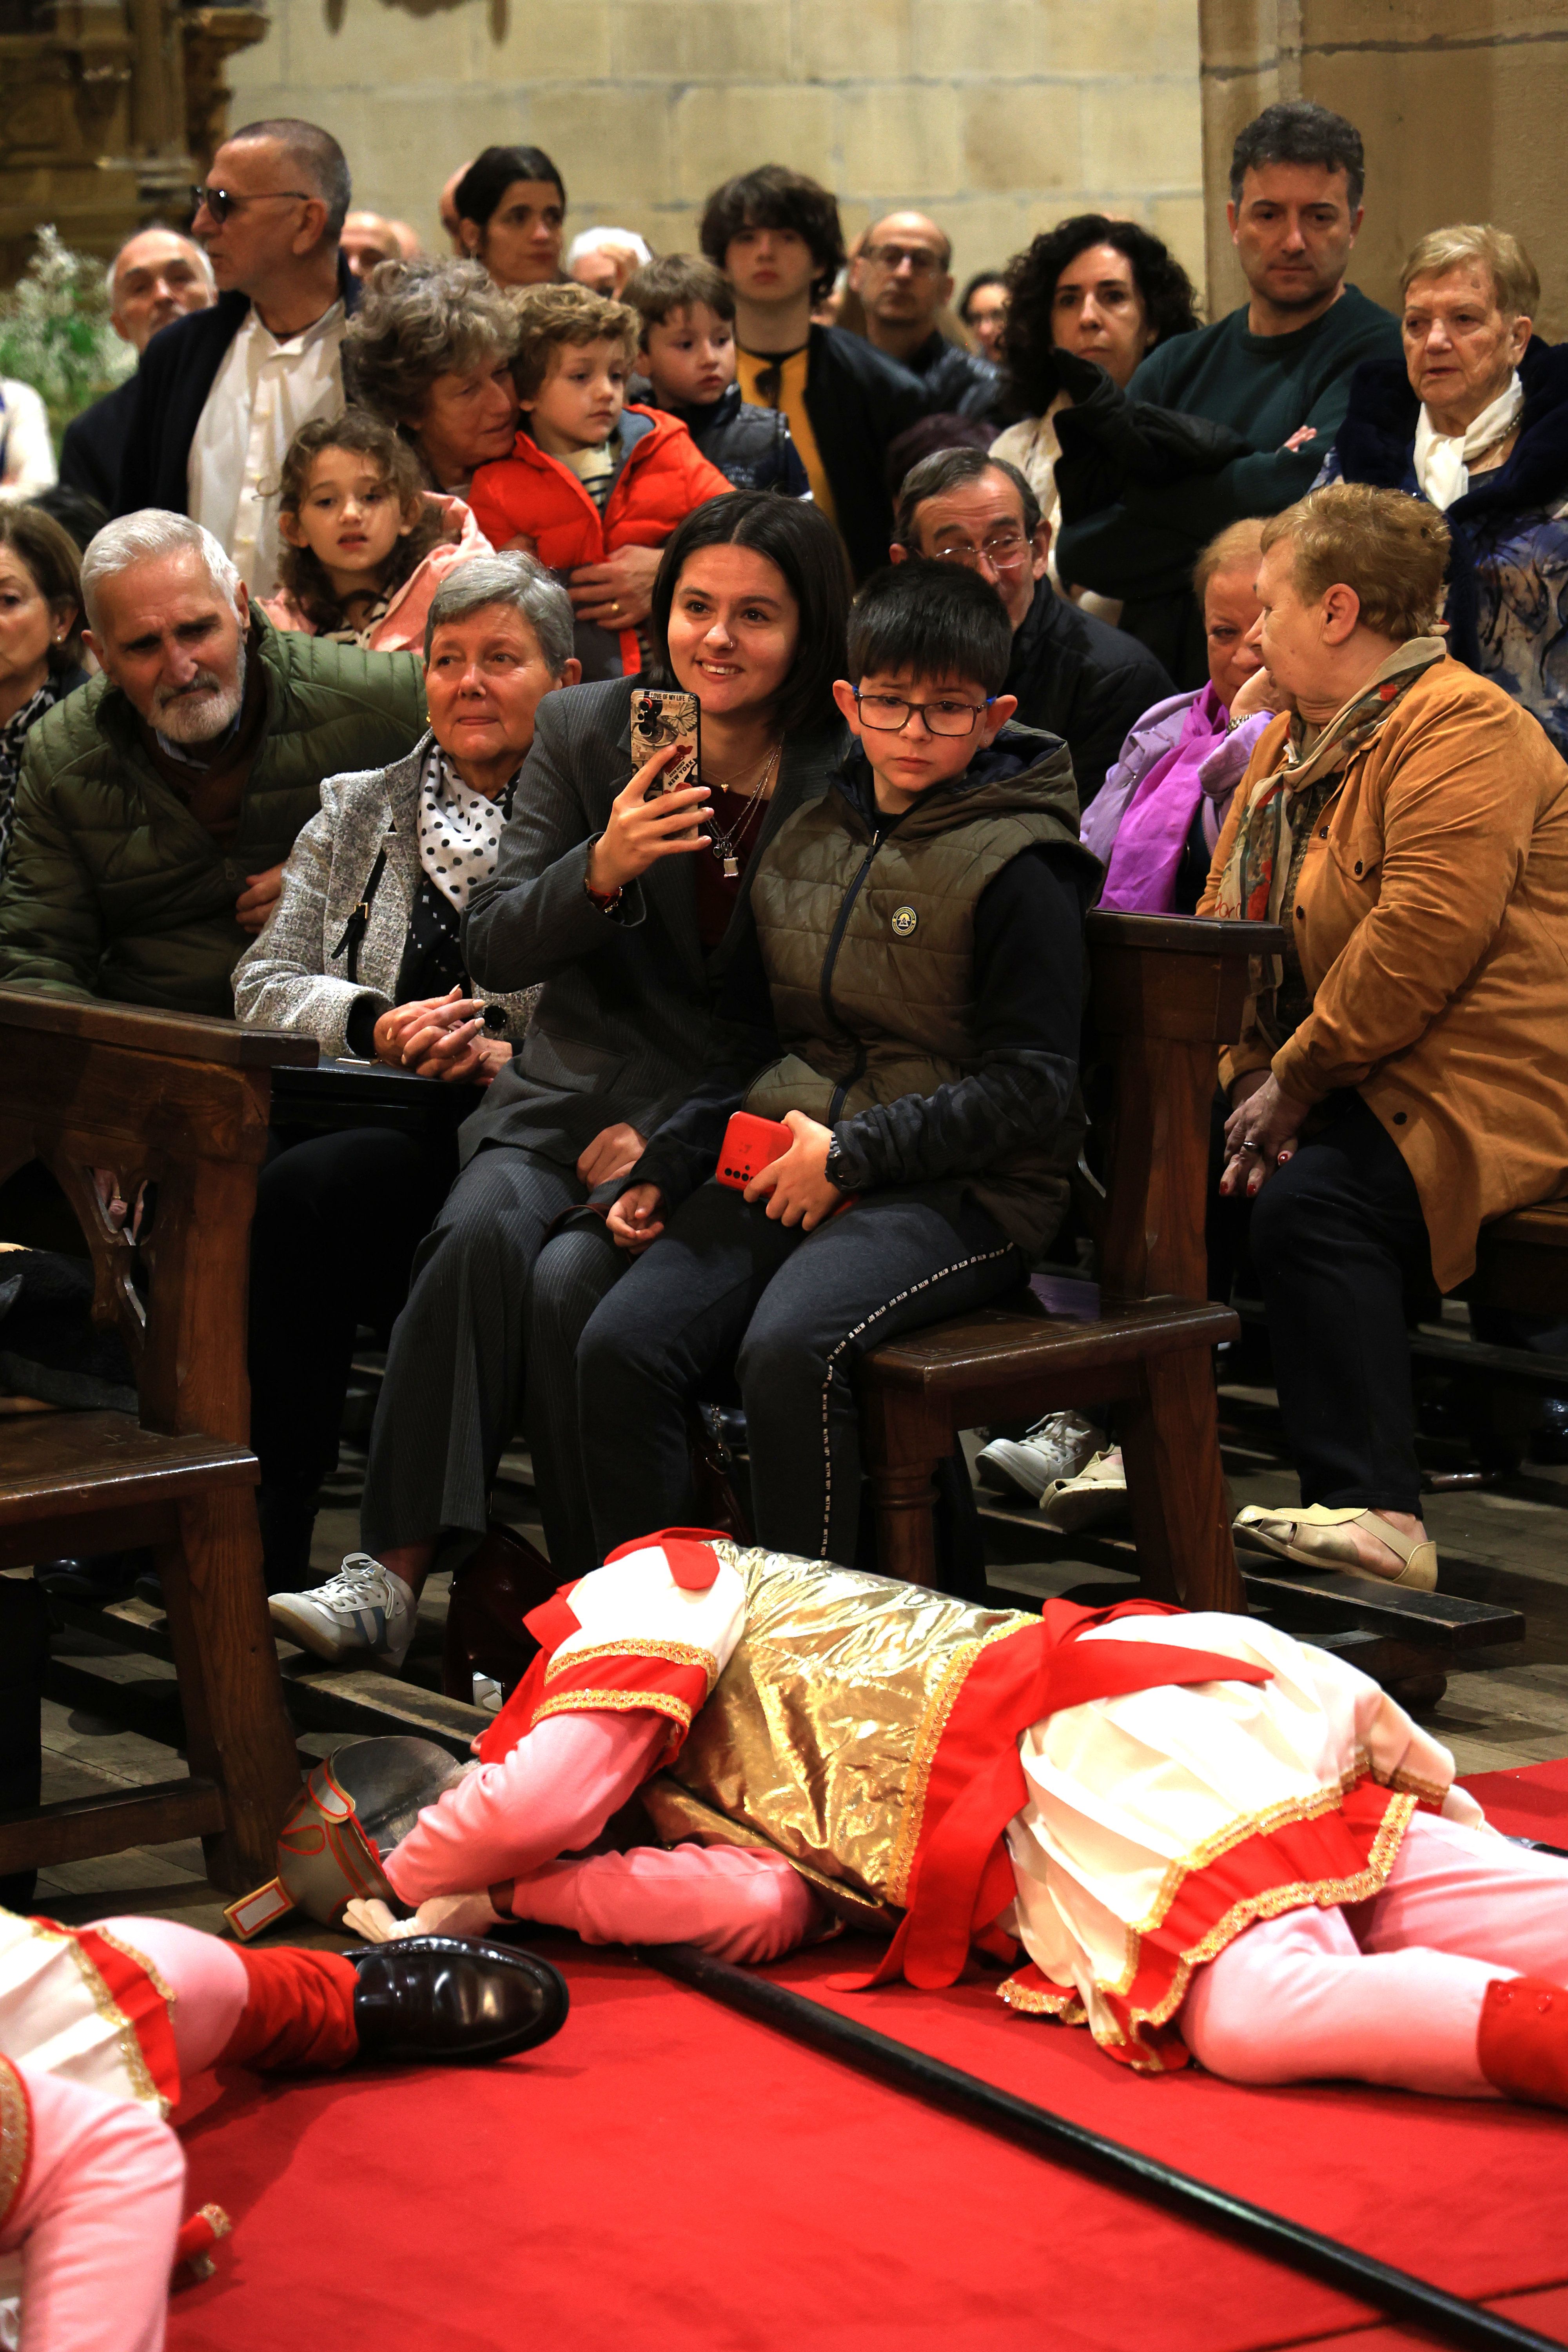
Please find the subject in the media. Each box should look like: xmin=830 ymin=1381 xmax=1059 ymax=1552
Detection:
xmin=1082 ymin=686 xmax=1273 ymax=911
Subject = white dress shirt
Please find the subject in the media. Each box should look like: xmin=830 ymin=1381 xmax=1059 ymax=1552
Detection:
xmin=187 ymin=298 xmax=345 ymax=596
xmin=0 ymin=380 xmax=58 ymax=497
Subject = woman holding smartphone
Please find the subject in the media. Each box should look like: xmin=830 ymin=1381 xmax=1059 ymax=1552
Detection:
xmin=266 ymin=492 xmax=851 ymax=1678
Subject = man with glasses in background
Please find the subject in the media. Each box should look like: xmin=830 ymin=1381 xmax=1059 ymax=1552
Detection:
xmin=852 ymin=211 xmax=1003 ymax=423
xmin=115 ymin=118 xmax=356 ymax=598
xmin=891 ymin=447 xmax=1171 ymax=808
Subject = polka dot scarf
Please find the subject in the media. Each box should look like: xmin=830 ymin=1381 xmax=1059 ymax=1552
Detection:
xmin=416 ymin=743 xmax=509 ymax=912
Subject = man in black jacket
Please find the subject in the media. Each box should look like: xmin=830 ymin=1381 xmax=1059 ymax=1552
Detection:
xmin=892 ymin=447 xmax=1172 ymax=809
xmin=114 ymin=117 xmax=358 ymax=599
xmin=59 ymin=227 xmax=214 ymax=510
xmin=700 ymin=166 xmax=929 ymax=580
xmin=853 ymin=210 xmax=1003 ymax=424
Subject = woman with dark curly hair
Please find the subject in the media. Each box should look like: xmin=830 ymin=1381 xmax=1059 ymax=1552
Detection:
xmin=991 ymin=215 xmax=1200 ymax=586
xmin=343 ymin=256 xmax=522 ymax=497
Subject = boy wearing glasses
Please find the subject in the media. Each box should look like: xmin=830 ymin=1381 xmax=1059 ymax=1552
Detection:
xmin=577 ymin=561 xmax=1094 ymax=1569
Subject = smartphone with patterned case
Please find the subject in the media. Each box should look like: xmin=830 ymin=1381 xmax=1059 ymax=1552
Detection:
xmin=630 ymin=688 xmax=701 ymax=798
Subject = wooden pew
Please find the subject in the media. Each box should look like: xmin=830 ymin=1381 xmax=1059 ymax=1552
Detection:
xmin=858 ymin=913 xmax=1279 ymax=1609
xmin=0 ymin=991 xmax=315 ymax=1891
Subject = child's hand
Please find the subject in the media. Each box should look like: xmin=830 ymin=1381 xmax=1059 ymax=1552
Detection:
xmin=744 ymin=1109 xmax=843 ymax=1230
xmin=606 ymin=1182 xmax=665 ymax=1252
xmin=587 ymin=748 xmax=710 ymax=893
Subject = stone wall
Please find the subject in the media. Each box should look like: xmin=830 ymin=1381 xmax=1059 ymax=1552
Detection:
xmin=227 ymin=0 xmax=1208 ymax=303
xmin=1200 ymin=1 xmax=1568 ymax=338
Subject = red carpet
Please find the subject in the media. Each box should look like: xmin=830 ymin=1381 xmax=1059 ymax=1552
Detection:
xmin=162 ymin=1762 xmax=1568 ymax=2352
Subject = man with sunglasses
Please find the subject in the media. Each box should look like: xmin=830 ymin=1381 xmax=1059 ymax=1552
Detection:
xmin=115 ymin=118 xmax=358 ymax=600
xmin=852 ymin=210 xmax=1003 ymax=425
xmin=892 ymin=446 xmax=1172 ymax=808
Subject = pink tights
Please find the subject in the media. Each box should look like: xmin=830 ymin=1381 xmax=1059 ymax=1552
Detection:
xmin=1181 ymin=1810 xmax=1568 ymax=2095
xmin=0 ymin=1916 xmax=249 ymax=2352
xmin=512 ymin=1843 xmax=822 ymax=1964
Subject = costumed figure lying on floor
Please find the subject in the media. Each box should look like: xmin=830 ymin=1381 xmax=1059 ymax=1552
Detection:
xmin=286 ymin=1528 xmax=1568 ymax=2113
xmin=0 ymin=1901 xmax=566 ymax=2352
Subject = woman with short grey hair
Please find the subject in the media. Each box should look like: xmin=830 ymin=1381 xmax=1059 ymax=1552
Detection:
xmin=233 ymin=551 xmax=580 ymax=1593
xmin=344 ymin=257 xmax=523 ymax=497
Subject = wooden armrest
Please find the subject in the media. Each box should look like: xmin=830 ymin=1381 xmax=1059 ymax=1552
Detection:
xmin=0 ymin=988 xmax=318 ymax=1069
xmin=1085 ymin=913 xmax=1285 ymax=959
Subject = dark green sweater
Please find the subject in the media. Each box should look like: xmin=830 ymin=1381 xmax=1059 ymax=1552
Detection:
xmin=1057 ymin=284 xmax=1403 ymax=603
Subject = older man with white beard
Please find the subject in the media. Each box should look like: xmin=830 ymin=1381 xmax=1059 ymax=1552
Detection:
xmin=0 ymin=510 xmax=425 ymax=1015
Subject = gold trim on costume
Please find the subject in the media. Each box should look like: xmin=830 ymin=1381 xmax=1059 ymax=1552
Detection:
xmin=90 ymin=1926 xmax=176 ymax=2013
xmin=999 ymin=1976 xmax=1086 ymax=2025
xmin=0 ymin=2055 xmax=29 ymax=2231
xmin=543 ymin=1638 xmax=719 ymax=1690
xmin=30 ymin=1919 xmax=166 ymax=2118
xmin=886 ymin=1620 xmax=1023 ymax=1907
xmin=532 ymin=1688 xmax=695 ymax=1732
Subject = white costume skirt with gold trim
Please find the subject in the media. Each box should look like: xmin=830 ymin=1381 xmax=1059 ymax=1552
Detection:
xmin=1002 ymin=1615 xmax=1489 ymax=2071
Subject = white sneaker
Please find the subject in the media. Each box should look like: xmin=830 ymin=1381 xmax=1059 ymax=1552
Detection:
xmin=1038 ymin=1447 xmax=1129 ymax=1534
xmin=976 ymin=1410 xmax=1106 ymax=1503
xmin=269 ymin=1554 xmax=417 ymax=1669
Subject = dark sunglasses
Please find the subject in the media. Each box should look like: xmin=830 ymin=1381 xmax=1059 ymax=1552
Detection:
xmin=191 ymin=185 xmax=311 ymax=223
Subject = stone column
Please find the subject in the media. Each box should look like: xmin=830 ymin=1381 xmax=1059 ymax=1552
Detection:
xmin=1200 ymin=0 xmax=1568 ymax=336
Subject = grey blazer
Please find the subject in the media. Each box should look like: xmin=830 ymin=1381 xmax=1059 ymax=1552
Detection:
xmin=232 ymin=733 xmax=538 ymax=1059
xmin=462 ymin=675 xmax=846 ymax=1169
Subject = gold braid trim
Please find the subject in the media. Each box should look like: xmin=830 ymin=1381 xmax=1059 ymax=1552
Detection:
xmin=1119 ymin=1756 xmax=1374 ymax=1953
xmin=90 ymin=1925 xmax=176 ymax=2012
xmin=544 ymin=1638 xmax=718 ymax=1690
xmin=999 ymin=1976 xmax=1086 ymax=2025
xmin=886 ymin=1620 xmax=1026 ymax=1908
xmin=0 ymin=2056 xmax=29 ymax=2232
xmin=30 ymin=1919 xmax=166 ymax=2118
xmin=532 ymin=1688 xmax=694 ymax=1733
xmin=1387 ymin=1764 xmax=1451 ymax=1804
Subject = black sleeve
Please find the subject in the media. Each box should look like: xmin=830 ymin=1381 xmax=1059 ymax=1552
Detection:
xmin=626 ymin=897 xmax=781 ymax=1210
xmin=1071 ymin=650 xmax=1176 ymax=807
xmin=827 ymin=844 xmax=1086 ymax=1194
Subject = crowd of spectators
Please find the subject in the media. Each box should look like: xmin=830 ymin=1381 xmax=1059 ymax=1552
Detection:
xmin=2 ymin=94 xmax=1567 ymax=1656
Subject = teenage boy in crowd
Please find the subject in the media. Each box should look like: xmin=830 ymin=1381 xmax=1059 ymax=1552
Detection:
xmin=575 ymin=563 xmax=1095 ymax=1568
xmin=699 ymin=165 xmax=930 ymax=580
xmin=465 ymin=282 xmax=730 ymax=679
xmin=851 ymin=210 xmax=1003 ymax=423
xmin=1055 ymin=100 xmax=1402 ymax=682
xmin=624 ymin=254 xmax=810 ymax=497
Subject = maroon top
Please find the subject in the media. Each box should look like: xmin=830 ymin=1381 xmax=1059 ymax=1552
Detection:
xmin=693 ymin=783 xmax=770 ymax=949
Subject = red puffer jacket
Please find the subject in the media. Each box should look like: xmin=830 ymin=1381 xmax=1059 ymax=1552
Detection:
xmin=468 ymin=406 xmax=733 ymax=674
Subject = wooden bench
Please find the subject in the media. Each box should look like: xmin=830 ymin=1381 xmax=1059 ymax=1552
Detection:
xmin=0 ymin=990 xmax=316 ymax=1892
xmin=858 ymin=913 xmax=1280 ymax=1610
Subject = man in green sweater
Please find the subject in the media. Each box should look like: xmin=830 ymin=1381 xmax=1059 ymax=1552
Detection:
xmin=0 ymin=510 xmax=425 ymax=1015
xmin=1055 ymin=100 xmax=1403 ymax=684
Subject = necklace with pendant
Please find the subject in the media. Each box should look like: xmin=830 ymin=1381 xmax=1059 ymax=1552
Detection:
xmin=704 ymin=742 xmax=781 ymax=879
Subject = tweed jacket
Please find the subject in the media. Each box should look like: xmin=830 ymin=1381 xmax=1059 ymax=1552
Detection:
xmin=461 ymin=675 xmax=847 ymax=1170
xmin=232 ymin=733 xmax=537 ymax=1059
xmin=1201 ymin=653 xmax=1568 ymax=1291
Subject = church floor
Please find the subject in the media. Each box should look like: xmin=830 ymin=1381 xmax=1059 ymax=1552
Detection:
xmin=24 ymin=1363 xmax=1568 ymax=1932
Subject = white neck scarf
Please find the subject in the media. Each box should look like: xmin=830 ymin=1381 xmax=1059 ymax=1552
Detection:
xmin=1413 ymin=371 xmax=1524 ymax=510
xmin=416 ymin=743 xmax=508 ymax=913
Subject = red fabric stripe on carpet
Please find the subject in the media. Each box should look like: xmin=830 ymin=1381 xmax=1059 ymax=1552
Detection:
xmin=165 ymin=1930 xmax=1568 ymax=2352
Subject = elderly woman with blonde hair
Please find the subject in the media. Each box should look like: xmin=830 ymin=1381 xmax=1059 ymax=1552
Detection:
xmin=1200 ymin=480 xmax=1568 ymax=1591
xmin=1318 ymin=222 xmax=1568 ymax=755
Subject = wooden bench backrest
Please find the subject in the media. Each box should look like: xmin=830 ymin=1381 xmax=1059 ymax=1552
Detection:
xmin=1086 ymin=913 xmax=1284 ymax=1306
xmin=0 ymin=991 xmax=317 ymax=1444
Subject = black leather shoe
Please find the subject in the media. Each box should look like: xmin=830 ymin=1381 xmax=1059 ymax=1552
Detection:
xmin=348 ymin=1935 xmax=568 ymax=2063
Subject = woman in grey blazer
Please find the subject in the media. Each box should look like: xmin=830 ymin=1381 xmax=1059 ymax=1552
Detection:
xmin=268 ymin=492 xmax=851 ymax=1675
xmin=234 ymin=551 xmax=579 ymax=1591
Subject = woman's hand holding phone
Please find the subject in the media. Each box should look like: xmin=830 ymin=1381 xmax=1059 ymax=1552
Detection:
xmin=586 ymin=743 xmax=711 ymax=896
xmin=606 ymin=1181 xmax=666 ymax=1254
xmin=743 ymin=1109 xmax=844 ymax=1230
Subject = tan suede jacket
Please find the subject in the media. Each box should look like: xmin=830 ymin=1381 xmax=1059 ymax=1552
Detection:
xmin=1200 ymin=654 xmax=1568 ymax=1290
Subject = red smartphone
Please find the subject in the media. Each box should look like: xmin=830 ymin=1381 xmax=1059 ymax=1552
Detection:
xmin=716 ymin=1111 xmax=793 ymax=1190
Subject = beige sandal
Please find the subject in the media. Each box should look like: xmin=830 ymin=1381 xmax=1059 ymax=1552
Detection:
xmin=1233 ymin=1503 xmax=1437 ymax=1592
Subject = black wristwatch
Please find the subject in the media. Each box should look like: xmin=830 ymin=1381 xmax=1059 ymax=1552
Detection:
xmin=824 ymin=1139 xmax=849 ymax=1192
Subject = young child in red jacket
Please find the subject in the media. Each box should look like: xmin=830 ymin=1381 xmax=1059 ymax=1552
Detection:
xmin=467 ymin=281 xmax=732 ymax=677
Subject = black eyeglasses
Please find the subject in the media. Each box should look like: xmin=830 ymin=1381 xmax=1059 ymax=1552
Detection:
xmin=853 ymin=689 xmax=995 ymax=738
xmin=191 ymin=185 xmax=311 ymax=223
xmin=862 ymin=243 xmax=945 ymax=276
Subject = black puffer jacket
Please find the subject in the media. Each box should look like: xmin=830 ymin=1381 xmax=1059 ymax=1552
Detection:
xmin=630 ymin=380 xmax=810 ymax=496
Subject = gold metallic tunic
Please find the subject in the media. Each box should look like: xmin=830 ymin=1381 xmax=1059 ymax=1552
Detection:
xmin=638 ymin=1543 xmax=1033 ymax=1929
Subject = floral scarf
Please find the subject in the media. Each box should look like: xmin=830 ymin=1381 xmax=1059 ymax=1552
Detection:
xmin=1213 ymin=637 xmax=1447 ymax=1034
xmin=0 ymin=679 xmax=64 ymax=881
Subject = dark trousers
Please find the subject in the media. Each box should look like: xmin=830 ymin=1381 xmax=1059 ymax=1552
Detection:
xmin=578 ymin=1179 xmax=1023 ymax=1565
xmin=360 ymin=1142 xmax=607 ymax=1557
xmin=1249 ymin=1095 xmax=1434 ymax=1514
xmin=248 ymin=1126 xmax=455 ymax=1550
xmin=524 ymin=1213 xmax=628 ymax=1579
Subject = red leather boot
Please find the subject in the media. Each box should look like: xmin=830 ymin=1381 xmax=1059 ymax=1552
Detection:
xmin=1477 ymin=1976 xmax=1568 ymax=2108
xmin=441 ymin=1522 xmax=558 ymax=1701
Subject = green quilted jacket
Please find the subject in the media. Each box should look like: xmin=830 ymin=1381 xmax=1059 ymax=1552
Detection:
xmin=0 ymin=616 xmax=426 ymax=1016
